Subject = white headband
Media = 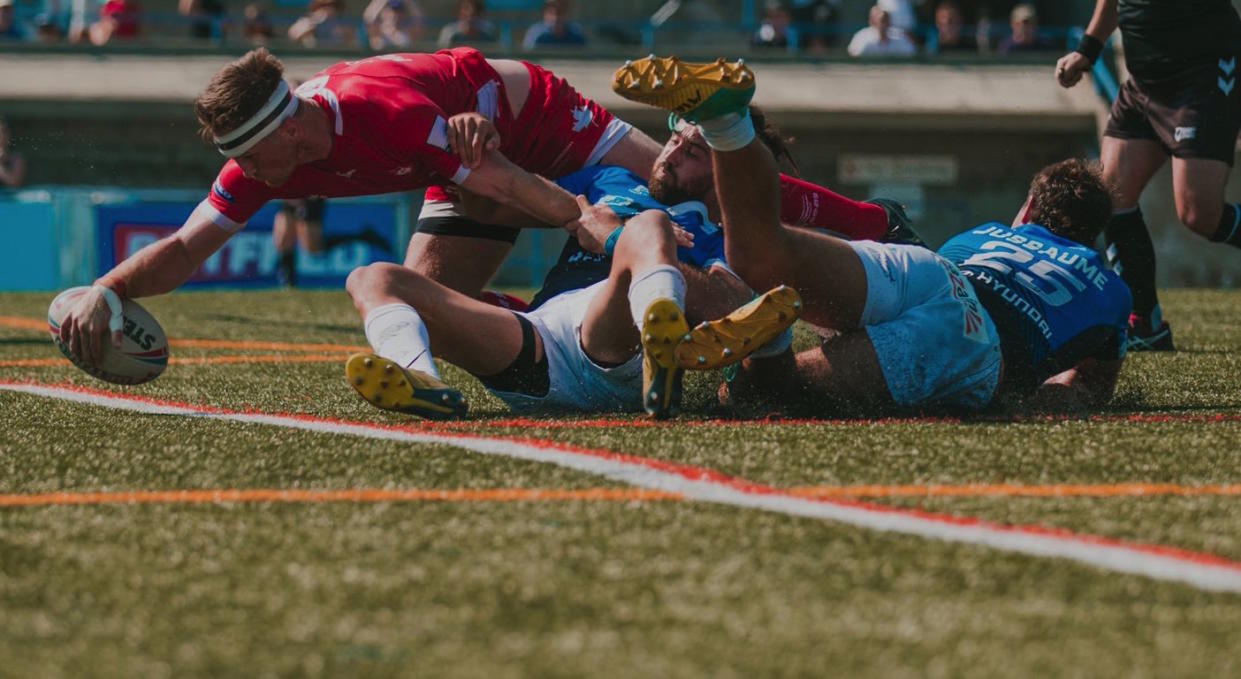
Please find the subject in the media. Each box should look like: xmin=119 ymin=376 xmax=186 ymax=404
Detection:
xmin=214 ymin=80 xmax=300 ymax=158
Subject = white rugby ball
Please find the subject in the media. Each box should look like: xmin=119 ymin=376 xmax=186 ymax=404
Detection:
xmin=47 ymin=287 xmax=170 ymax=385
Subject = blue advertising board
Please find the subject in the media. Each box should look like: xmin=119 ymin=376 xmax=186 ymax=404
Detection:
xmin=96 ymin=201 xmax=398 ymax=289
xmin=0 ymin=202 xmax=58 ymax=291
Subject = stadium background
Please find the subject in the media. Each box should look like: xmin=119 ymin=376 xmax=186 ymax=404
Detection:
xmin=2 ymin=0 xmax=1239 ymax=292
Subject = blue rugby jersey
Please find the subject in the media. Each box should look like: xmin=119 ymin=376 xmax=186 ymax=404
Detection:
xmin=528 ymin=165 xmax=727 ymax=309
xmin=938 ymin=223 xmax=1133 ymax=393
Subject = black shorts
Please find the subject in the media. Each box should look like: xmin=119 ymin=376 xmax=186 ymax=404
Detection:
xmin=1105 ymin=58 xmax=1241 ymax=165
xmin=279 ymin=197 xmax=326 ymax=222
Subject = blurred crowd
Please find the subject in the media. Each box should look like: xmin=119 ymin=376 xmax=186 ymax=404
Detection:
xmin=755 ymin=0 xmax=1062 ymax=57
xmin=0 ymin=0 xmax=1068 ymax=56
xmin=0 ymin=0 xmax=592 ymax=48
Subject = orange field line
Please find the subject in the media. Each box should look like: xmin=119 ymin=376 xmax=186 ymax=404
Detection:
xmin=0 ymin=488 xmax=681 ymax=507
xmin=1 ymin=316 xmax=366 ymax=353
xmin=170 ymin=339 xmax=367 ymax=353
xmin=0 ymin=316 xmax=46 ymax=331
xmin=787 ymin=483 xmax=1241 ymax=499
xmin=3 ymin=483 xmax=1241 ymax=508
xmin=0 ymin=354 xmax=344 ymax=368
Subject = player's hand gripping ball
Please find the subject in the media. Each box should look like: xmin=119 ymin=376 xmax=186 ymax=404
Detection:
xmin=48 ymin=286 xmax=170 ymax=385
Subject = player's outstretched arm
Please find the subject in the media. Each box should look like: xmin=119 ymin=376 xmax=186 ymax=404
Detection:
xmin=1056 ymin=0 xmax=1118 ymax=88
xmin=59 ymin=208 xmax=234 ymax=365
xmin=1029 ymin=357 xmax=1125 ymax=412
xmin=458 ymin=149 xmax=581 ymax=232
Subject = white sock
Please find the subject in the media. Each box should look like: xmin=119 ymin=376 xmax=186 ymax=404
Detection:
xmin=628 ymin=265 xmax=686 ymax=329
xmin=696 ymin=110 xmax=755 ymax=152
xmin=363 ymin=303 xmax=440 ymax=379
xmin=750 ymin=327 xmax=793 ymax=359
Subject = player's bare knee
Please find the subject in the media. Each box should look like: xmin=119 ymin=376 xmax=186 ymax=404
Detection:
xmin=1176 ymin=201 xmax=1222 ymax=237
xmin=346 ymin=262 xmax=400 ymax=307
xmin=614 ymin=211 xmax=675 ymax=262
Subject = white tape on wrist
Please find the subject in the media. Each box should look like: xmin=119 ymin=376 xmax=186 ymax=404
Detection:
xmin=93 ymin=284 xmax=124 ymax=334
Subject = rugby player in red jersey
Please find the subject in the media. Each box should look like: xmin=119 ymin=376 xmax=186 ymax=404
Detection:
xmin=58 ymin=46 xmax=659 ymax=362
xmin=57 ymin=47 xmax=906 ymax=367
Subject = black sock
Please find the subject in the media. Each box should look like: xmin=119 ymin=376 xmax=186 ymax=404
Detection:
xmin=1210 ymin=203 xmax=1241 ymax=248
xmin=1104 ymin=208 xmax=1159 ymax=318
xmin=278 ymin=249 xmax=297 ymax=287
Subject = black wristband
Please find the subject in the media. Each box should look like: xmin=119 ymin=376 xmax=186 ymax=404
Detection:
xmin=1075 ymin=34 xmax=1104 ymax=64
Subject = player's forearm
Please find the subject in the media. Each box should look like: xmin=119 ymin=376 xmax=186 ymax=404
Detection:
xmin=503 ymin=173 xmax=579 ymax=228
xmin=466 ymin=152 xmax=580 ymax=228
xmin=98 ymin=235 xmax=201 ymax=299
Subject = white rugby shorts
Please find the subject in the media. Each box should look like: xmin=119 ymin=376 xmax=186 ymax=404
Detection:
xmin=486 ymin=281 xmax=644 ymax=414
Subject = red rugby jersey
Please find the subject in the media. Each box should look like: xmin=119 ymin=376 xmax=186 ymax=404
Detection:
xmin=202 ymin=49 xmax=503 ymax=229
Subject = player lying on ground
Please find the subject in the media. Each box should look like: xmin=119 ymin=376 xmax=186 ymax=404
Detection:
xmin=57 ymin=47 xmax=918 ymax=370
xmin=345 ymin=207 xmax=799 ymax=420
xmin=342 ymin=100 xmax=926 ymax=419
xmin=613 ymin=56 xmax=1135 ymax=414
xmin=344 ymin=113 xmax=812 ymax=419
xmin=1055 ymin=0 xmax=1241 ymax=351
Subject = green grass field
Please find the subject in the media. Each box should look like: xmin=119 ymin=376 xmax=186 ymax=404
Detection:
xmin=3 ymin=289 xmax=1241 ymax=678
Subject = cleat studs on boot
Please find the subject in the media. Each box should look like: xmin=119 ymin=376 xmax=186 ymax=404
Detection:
xmin=353 ymin=377 xmax=365 ymax=386
xmin=363 ymin=358 xmax=373 ymax=368
xmin=441 ymin=394 xmax=451 ymax=403
xmin=644 ymin=333 xmax=654 ymax=343
xmin=669 ymin=312 xmax=679 ymax=321
xmin=793 ymin=301 xmax=802 ymax=309
xmin=742 ymin=337 xmax=752 ymax=345
xmin=384 ymin=364 xmax=393 ymax=373
xmin=778 ymin=312 xmax=788 ymax=321
xmin=722 ymin=348 xmax=733 ymax=358
xmin=697 ymin=355 xmax=707 ymax=365
xmin=379 ymin=381 xmax=389 ymax=389
xmin=682 ymin=333 xmax=693 ymax=342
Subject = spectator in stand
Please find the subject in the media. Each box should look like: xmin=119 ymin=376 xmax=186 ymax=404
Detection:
xmin=791 ymin=0 xmax=840 ymax=52
xmin=179 ymin=0 xmax=225 ymax=40
xmin=522 ymin=0 xmax=584 ymax=49
xmin=288 ymin=0 xmax=357 ymax=48
xmin=437 ymin=0 xmax=496 ymax=47
xmin=0 ymin=119 xmax=27 ymax=189
xmin=847 ymin=5 xmax=916 ymax=57
xmin=33 ymin=13 xmax=64 ymax=41
xmin=997 ymin=3 xmax=1055 ymax=54
xmin=72 ymin=0 xmax=142 ymax=45
xmin=876 ymin=0 xmax=915 ymax=34
xmin=932 ymin=0 xmax=977 ymax=53
xmin=0 ymin=0 xmax=28 ymax=40
xmin=364 ymin=0 xmax=421 ymax=50
xmin=752 ymin=0 xmax=792 ymax=49
xmin=242 ymin=2 xmax=273 ymax=44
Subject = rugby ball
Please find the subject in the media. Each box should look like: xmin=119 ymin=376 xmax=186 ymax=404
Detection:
xmin=47 ymin=287 xmax=170 ymax=385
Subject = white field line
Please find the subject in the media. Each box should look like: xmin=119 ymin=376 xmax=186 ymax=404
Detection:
xmin=6 ymin=381 xmax=1241 ymax=594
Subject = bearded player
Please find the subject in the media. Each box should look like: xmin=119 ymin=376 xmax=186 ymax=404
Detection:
xmin=614 ymin=57 xmax=1133 ymax=414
